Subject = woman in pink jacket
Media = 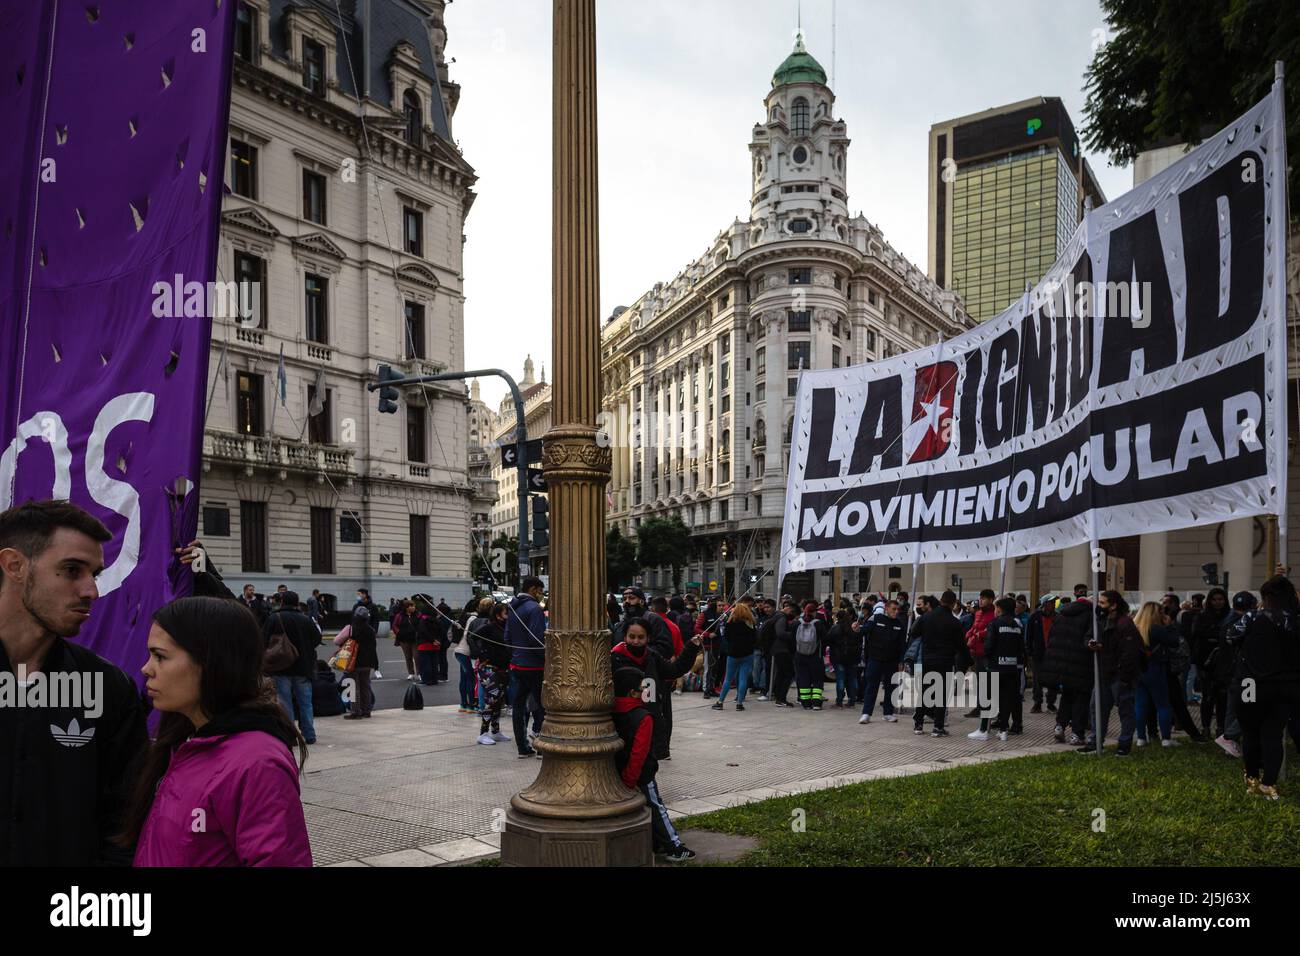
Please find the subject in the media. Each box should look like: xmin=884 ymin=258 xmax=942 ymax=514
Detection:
xmin=120 ymin=596 xmax=313 ymax=867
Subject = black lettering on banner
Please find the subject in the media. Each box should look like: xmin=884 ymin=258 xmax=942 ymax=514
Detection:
xmin=847 ymin=374 xmax=902 ymax=475
xmin=1179 ymin=151 xmax=1266 ymax=360
xmin=1098 ymin=210 xmax=1177 ymax=387
xmin=1068 ymin=250 xmax=1092 ymax=413
xmin=795 ymin=355 xmax=1266 ymax=552
xmin=981 ymin=328 xmax=1018 ymax=449
xmin=1051 ymin=285 xmax=1070 ymax=422
xmin=959 ymin=348 xmax=982 ymax=456
xmin=1016 ymin=307 xmax=1052 ymax=436
xmin=804 ymin=386 xmax=840 ymax=480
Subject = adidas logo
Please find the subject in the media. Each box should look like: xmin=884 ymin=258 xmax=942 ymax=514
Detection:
xmin=50 ymin=717 xmax=96 ymax=748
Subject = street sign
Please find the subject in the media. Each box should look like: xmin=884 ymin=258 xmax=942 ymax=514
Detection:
xmin=501 ymin=438 xmax=544 ymax=468
xmin=527 ymin=468 xmax=547 ymax=493
xmin=708 ymin=580 xmax=718 ymax=592
xmin=685 ymin=580 xmax=701 ymax=589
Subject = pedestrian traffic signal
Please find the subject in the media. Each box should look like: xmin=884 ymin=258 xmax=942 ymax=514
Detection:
xmin=376 ymin=363 xmax=401 ymax=414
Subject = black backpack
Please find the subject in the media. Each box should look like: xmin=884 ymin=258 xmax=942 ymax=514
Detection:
xmin=311 ymin=661 xmax=345 ymax=717
xmin=402 ymin=683 xmax=425 ymax=710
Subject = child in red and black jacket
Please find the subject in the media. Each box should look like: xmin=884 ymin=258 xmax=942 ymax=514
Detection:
xmin=612 ymin=667 xmax=695 ymax=863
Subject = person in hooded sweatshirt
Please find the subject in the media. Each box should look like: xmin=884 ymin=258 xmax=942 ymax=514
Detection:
xmin=506 ymin=577 xmax=548 ymax=757
xmin=125 ymin=596 xmax=312 ymax=866
xmin=963 ymin=590 xmax=997 ymax=718
xmin=611 ymin=618 xmax=701 ymax=765
xmin=1039 ymin=594 xmax=1096 ymax=746
xmin=611 ymin=666 xmax=695 ymax=862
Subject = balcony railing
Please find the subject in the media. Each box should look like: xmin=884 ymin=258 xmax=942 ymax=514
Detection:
xmin=204 ymin=429 xmax=355 ymax=477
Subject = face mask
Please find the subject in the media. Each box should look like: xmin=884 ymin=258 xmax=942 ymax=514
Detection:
xmin=625 ymin=603 xmax=644 ymax=618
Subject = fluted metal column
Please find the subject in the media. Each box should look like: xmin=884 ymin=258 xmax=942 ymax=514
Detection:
xmin=501 ymin=0 xmax=651 ymax=867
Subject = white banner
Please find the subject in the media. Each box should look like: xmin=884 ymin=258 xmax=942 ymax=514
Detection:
xmin=780 ymin=82 xmax=1288 ymax=582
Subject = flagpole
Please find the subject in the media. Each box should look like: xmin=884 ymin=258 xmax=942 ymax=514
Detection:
xmin=1273 ymin=60 xmax=1291 ymax=573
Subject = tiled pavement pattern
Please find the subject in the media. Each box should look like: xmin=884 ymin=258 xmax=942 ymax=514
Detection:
xmin=304 ymin=692 xmax=1062 ymax=866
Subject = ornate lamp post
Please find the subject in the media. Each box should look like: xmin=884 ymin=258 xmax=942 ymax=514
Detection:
xmin=499 ymin=0 xmax=653 ymax=866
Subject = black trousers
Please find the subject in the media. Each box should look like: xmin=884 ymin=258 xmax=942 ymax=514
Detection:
xmin=993 ymin=668 xmax=1023 ymax=731
xmin=1030 ymin=656 xmax=1057 ymax=706
xmin=656 ymin=684 xmax=673 ymax=757
xmin=914 ymin=668 xmax=948 ymax=730
xmin=510 ymin=670 xmax=545 ymax=753
xmin=1238 ymin=684 xmax=1300 ymax=786
xmin=1200 ymin=681 xmax=1228 ymax=738
xmin=1166 ymin=668 xmax=1202 ymax=739
xmin=1057 ymin=685 xmax=1092 ymax=738
xmin=771 ymin=654 xmax=794 ymax=704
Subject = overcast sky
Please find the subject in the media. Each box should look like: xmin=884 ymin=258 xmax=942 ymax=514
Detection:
xmin=449 ymin=0 xmax=1132 ymax=410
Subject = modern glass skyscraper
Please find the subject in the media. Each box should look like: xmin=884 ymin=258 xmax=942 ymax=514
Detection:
xmin=927 ymin=97 xmax=1106 ymax=321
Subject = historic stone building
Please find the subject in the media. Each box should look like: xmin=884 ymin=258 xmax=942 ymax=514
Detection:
xmin=201 ymin=0 xmax=477 ymax=606
xmin=601 ymin=34 xmax=973 ymax=600
xmin=466 ymin=378 xmax=498 ymax=571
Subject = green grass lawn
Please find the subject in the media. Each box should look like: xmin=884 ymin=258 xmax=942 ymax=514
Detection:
xmin=681 ymin=742 xmax=1300 ymax=866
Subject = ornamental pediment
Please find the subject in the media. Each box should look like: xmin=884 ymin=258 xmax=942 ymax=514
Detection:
xmin=222 ymin=207 xmax=280 ymax=239
xmin=291 ymin=232 xmax=347 ymax=260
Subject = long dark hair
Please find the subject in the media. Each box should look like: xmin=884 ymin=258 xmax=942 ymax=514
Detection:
xmin=116 ymin=596 xmax=306 ymax=846
xmin=1260 ymin=575 xmax=1300 ymax=615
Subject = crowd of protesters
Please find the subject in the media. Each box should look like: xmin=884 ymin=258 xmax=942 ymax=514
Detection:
xmin=4 ymin=497 xmax=1298 ymax=868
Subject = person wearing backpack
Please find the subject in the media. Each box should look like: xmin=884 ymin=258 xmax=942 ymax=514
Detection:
xmin=263 ymin=590 xmax=321 ymax=745
xmin=793 ymin=602 xmax=828 ymax=710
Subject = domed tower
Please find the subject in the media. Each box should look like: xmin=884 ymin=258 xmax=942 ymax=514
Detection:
xmin=748 ymin=31 xmax=851 ymax=243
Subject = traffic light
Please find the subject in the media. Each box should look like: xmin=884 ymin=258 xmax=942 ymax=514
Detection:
xmin=376 ymin=363 xmax=400 ymax=414
xmin=532 ymin=496 xmax=549 ymax=532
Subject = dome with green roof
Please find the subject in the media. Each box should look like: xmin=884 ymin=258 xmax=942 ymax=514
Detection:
xmin=772 ymin=32 xmax=827 ymax=88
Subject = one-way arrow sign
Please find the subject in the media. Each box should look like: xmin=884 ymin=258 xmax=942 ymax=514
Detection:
xmin=527 ymin=468 xmax=547 ymax=493
xmin=500 ymin=438 xmax=543 ymax=468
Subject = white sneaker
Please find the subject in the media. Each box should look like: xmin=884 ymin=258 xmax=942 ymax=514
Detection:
xmin=757 ymin=695 xmax=769 ymax=701
xmin=491 ymin=731 xmax=511 ymax=743
xmin=406 ymin=674 xmax=416 ymax=681
xmin=373 ymin=670 xmax=383 ymax=679
xmin=858 ymin=714 xmax=871 ymax=724
xmin=967 ymin=730 xmax=989 ymax=741
xmin=884 ymin=715 xmax=898 ymax=722
xmin=1135 ymin=736 xmax=1147 ymax=747
xmin=1161 ymin=738 xmax=1178 ymax=747
xmin=997 ymin=731 xmax=1008 ymax=741
xmin=476 ymin=733 xmax=496 ymax=745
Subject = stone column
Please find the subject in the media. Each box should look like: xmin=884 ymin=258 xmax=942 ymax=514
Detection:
xmin=1222 ymin=518 xmax=1254 ymax=593
xmin=923 ymin=562 xmax=949 ymax=594
xmin=502 ymin=0 xmax=650 ymax=866
xmin=1138 ymin=531 xmax=1167 ymax=600
xmin=1062 ymin=543 xmax=1090 ymax=593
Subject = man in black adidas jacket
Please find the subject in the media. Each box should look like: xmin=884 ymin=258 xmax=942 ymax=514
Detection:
xmin=0 ymin=500 xmax=148 ymax=866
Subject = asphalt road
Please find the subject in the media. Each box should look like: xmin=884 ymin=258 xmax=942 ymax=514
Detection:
xmin=315 ymin=627 xmax=468 ymax=712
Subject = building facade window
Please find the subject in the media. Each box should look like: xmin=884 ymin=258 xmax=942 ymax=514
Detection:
xmin=832 ymin=346 xmax=841 ymax=368
xmin=230 ymin=140 xmax=257 ymax=200
xmin=756 ymin=382 xmax=765 ymax=402
xmin=307 ymin=386 xmax=332 ymax=444
xmin=234 ymin=2 xmax=257 ymax=62
xmin=302 ymin=170 xmax=327 ymax=224
xmin=791 ymin=97 xmax=810 ymax=136
xmin=202 ymin=505 xmax=231 ymax=537
xmin=787 ymin=377 xmax=798 ymax=397
xmin=403 ymin=90 xmax=423 ymax=147
xmin=403 ymin=206 xmax=423 ymax=256
xmin=340 ymin=511 xmax=363 ymax=543
xmin=410 ymin=515 xmax=429 ymax=576
xmin=404 ymin=301 xmax=425 ymax=359
xmin=788 ymin=310 xmax=810 ymax=333
xmin=789 ymin=267 xmax=811 ymax=285
xmin=239 ymin=501 xmax=267 ymax=572
xmin=788 ymin=341 xmax=810 ymax=370
xmin=305 ymin=274 xmax=328 ymax=343
xmin=233 ymin=251 xmax=266 ymax=328
xmin=302 ymin=37 xmax=325 ymax=95
xmin=407 ymin=405 xmax=427 ymax=462
xmin=310 ymin=507 xmax=334 ymax=574
xmin=756 ymin=347 xmax=766 ymax=376
xmin=236 ymin=371 xmax=263 ymax=435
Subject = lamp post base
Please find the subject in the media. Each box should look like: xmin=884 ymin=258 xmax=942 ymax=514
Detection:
xmin=500 ymin=806 xmax=653 ymax=866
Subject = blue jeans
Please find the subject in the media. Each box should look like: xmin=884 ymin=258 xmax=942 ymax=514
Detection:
xmin=718 ymin=655 xmax=753 ymax=704
xmin=1094 ymin=678 xmax=1137 ymax=747
xmin=273 ymin=675 xmax=316 ymax=743
xmin=456 ymin=652 xmax=477 ymax=709
xmin=750 ymin=650 xmax=767 ymax=694
xmin=834 ymin=664 xmax=859 ymax=705
xmin=861 ymin=659 xmax=897 ymax=716
xmin=1135 ymin=661 xmax=1172 ymax=741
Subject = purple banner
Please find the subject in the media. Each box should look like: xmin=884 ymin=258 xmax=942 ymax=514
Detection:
xmin=0 ymin=1 xmax=235 ymax=680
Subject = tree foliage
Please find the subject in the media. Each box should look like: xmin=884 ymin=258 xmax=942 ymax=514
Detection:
xmin=605 ymin=526 xmax=640 ymax=594
xmin=1083 ymin=0 xmax=1300 ymax=201
xmin=472 ymin=533 xmax=518 ymax=586
xmin=636 ymin=516 xmax=691 ymax=591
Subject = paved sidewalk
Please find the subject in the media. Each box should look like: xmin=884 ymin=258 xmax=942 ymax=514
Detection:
xmin=303 ymin=692 xmax=1062 ymax=866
